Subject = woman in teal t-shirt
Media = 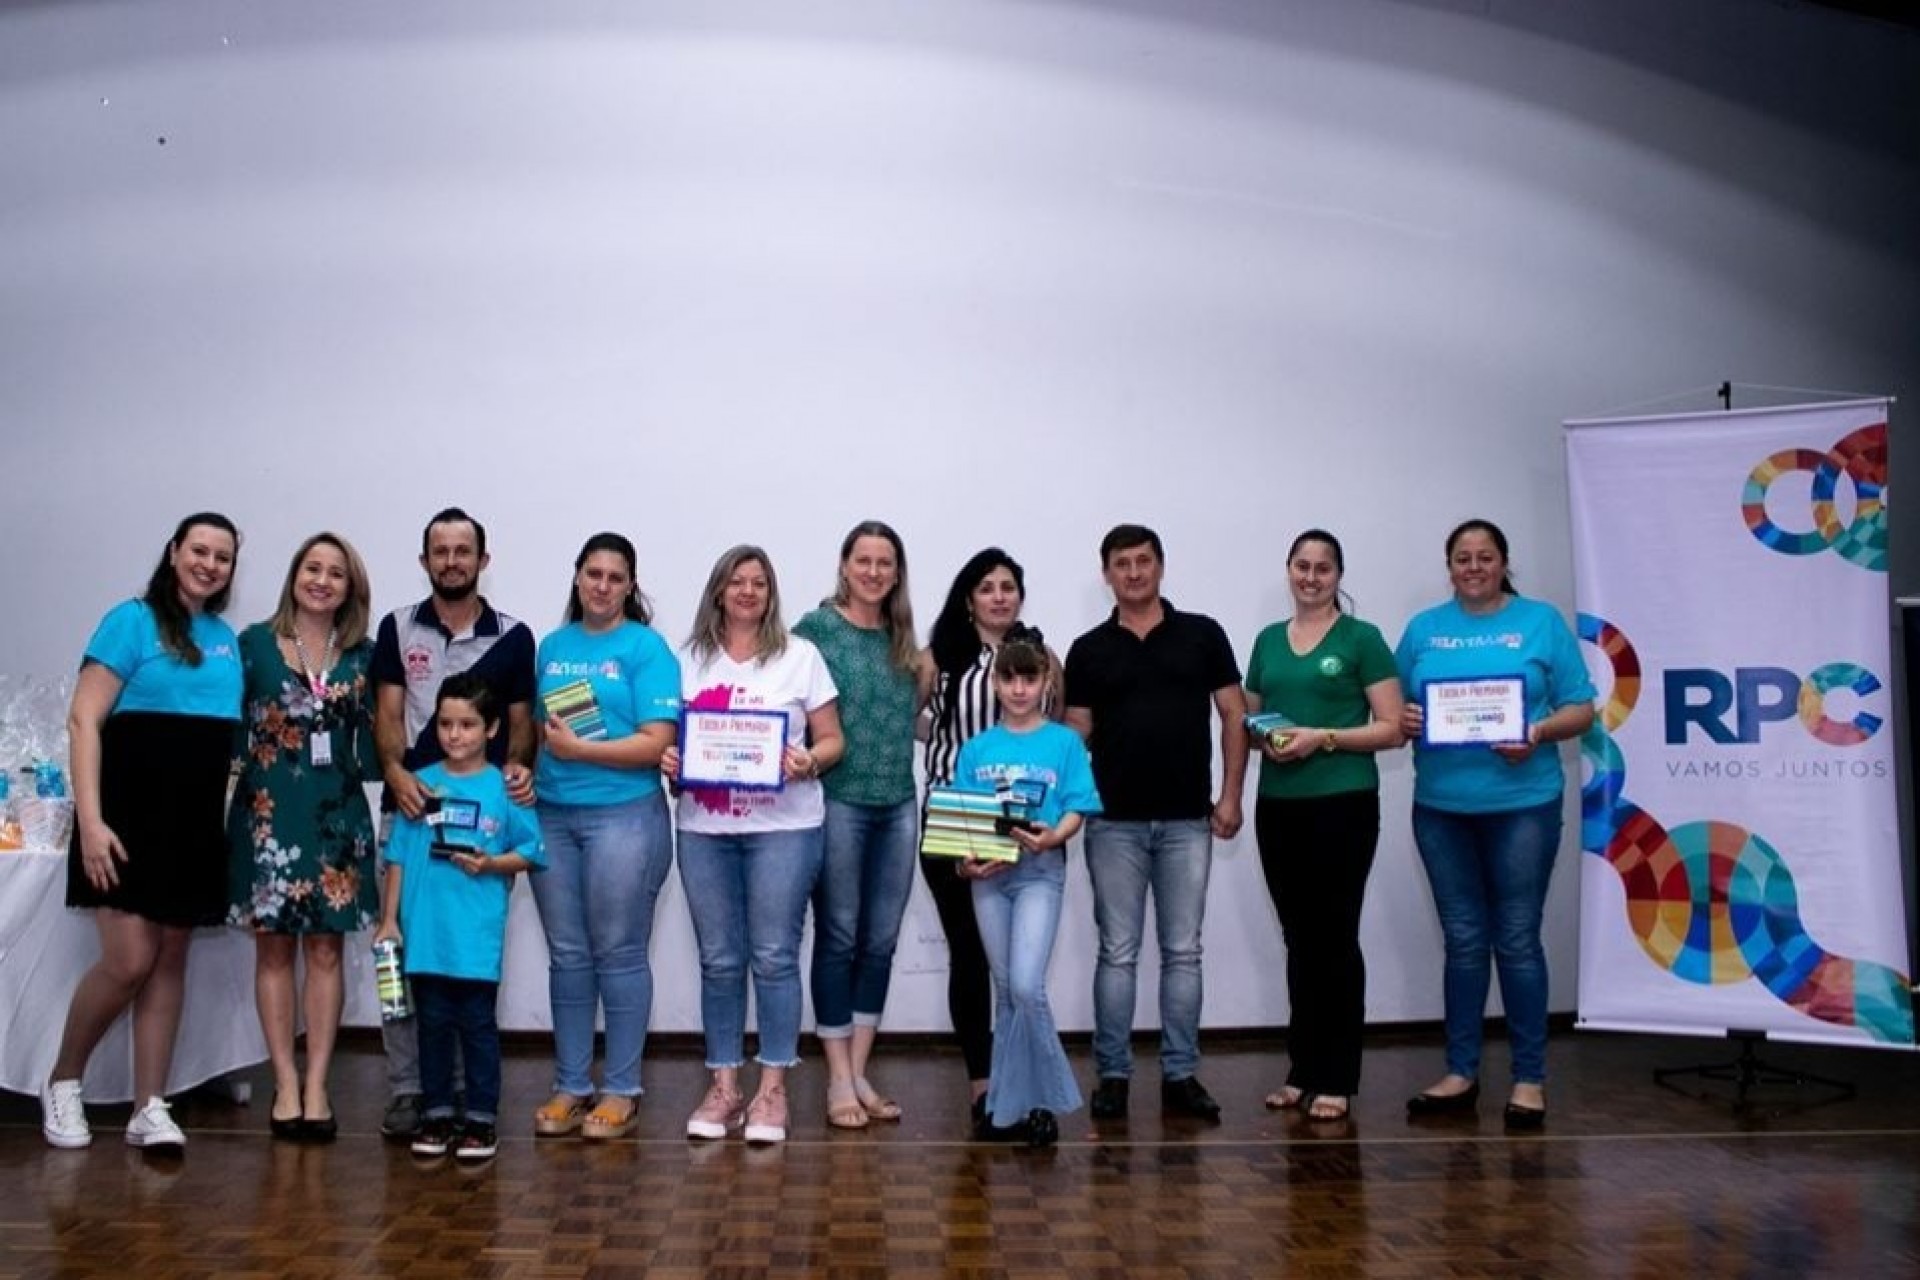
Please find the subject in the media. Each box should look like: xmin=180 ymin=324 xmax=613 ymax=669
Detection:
xmin=529 ymin=533 xmax=682 ymax=1142
xmin=1243 ymin=529 xmax=1404 ymax=1122
xmin=794 ymin=520 xmax=931 ymax=1130
xmin=1395 ymin=519 xmax=1595 ymax=1132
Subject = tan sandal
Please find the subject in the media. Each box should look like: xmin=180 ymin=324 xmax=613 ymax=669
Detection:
xmin=1305 ymin=1094 xmax=1350 ymax=1121
xmin=853 ymin=1077 xmax=902 ymax=1122
xmin=581 ymin=1094 xmax=640 ymax=1140
xmin=826 ymin=1080 xmax=869 ymax=1130
xmin=534 ymin=1092 xmax=590 ymax=1136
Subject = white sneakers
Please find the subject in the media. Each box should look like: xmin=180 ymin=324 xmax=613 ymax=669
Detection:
xmin=41 ymin=1079 xmax=90 ymax=1149
xmin=124 ymin=1096 xmax=186 ymax=1150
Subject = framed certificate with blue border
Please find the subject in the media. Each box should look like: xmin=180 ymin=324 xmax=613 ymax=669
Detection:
xmin=680 ymin=708 xmax=789 ymax=791
xmin=1421 ymin=676 xmax=1527 ymax=747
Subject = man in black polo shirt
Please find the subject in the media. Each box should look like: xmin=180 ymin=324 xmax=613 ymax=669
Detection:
xmin=1064 ymin=524 xmax=1247 ymax=1121
xmin=368 ymin=506 xmax=536 ymax=1140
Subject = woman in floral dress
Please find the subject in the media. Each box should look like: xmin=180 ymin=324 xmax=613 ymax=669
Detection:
xmin=227 ymin=532 xmax=378 ymax=1142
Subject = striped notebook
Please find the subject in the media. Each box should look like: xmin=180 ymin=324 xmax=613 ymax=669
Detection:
xmin=920 ymin=786 xmax=1021 ymax=863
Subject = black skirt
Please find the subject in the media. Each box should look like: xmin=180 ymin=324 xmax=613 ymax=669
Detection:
xmin=67 ymin=711 xmax=236 ymax=927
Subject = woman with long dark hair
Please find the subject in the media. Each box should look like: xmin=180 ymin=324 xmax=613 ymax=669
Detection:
xmin=921 ymin=547 xmax=1061 ymax=1125
xmin=1243 ymin=529 xmax=1403 ymax=1122
xmin=44 ymin=513 xmax=244 ymax=1151
xmin=529 ymin=532 xmax=681 ymax=1141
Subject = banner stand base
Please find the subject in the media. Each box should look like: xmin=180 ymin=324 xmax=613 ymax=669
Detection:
xmin=1653 ymin=1030 xmax=1857 ymax=1112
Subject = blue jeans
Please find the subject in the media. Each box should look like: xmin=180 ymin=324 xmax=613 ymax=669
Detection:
xmin=678 ymin=825 xmax=824 ymax=1069
xmin=1412 ymin=799 xmax=1563 ymax=1085
xmin=973 ymin=850 xmax=1082 ymax=1126
xmin=810 ymin=797 xmax=919 ymax=1036
xmin=1084 ymin=817 xmax=1212 ymax=1081
xmin=413 ymin=975 xmax=502 ymax=1123
xmin=532 ymin=792 xmax=674 ymax=1098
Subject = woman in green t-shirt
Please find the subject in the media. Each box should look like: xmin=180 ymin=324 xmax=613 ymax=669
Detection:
xmin=1242 ymin=529 xmax=1405 ymax=1121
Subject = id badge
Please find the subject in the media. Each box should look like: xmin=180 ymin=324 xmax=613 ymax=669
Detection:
xmin=309 ymin=730 xmax=334 ymax=769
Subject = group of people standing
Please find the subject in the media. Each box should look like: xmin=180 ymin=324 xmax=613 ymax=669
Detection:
xmin=39 ymin=506 xmax=1594 ymax=1157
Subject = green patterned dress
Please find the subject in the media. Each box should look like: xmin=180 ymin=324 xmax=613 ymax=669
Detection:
xmin=226 ymin=623 xmax=379 ymax=933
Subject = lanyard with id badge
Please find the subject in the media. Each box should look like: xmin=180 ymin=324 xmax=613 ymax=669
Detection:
xmin=424 ymin=795 xmax=483 ymax=861
xmin=293 ymin=627 xmax=338 ymax=768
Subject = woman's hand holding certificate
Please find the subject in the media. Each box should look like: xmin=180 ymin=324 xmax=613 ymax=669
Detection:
xmin=678 ymin=708 xmax=790 ymax=791
xmin=1420 ymin=676 xmax=1527 ymax=748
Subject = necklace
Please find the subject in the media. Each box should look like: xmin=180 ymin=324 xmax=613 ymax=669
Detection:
xmin=291 ymin=626 xmax=337 ymax=702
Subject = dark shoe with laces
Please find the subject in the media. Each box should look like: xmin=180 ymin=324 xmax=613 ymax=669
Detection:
xmin=1161 ymin=1075 xmax=1222 ymax=1120
xmin=410 ymin=1116 xmax=457 ymax=1158
xmin=382 ymin=1094 xmax=423 ymax=1142
xmin=454 ymin=1121 xmax=498 ymax=1160
xmin=1089 ymin=1078 xmax=1129 ymax=1120
xmin=1025 ymin=1109 xmax=1059 ymax=1147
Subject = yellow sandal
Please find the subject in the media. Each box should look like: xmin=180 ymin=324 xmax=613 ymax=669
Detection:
xmin=582 ymin=1095 xmax=640 ymax=1141
xmin=534 ymin=1092 xmax=590 ymax=1137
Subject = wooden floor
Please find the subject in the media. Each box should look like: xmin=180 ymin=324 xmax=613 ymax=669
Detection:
xmin=1 ymin=1027 xmax=1916 ymax=1278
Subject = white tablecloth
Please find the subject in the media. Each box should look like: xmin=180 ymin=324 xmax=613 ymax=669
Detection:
xmin=0 ymin=849 xmax=267 ymax=1102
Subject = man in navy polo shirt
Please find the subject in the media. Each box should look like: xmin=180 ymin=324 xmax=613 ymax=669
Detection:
xmin=1064 ymin=524 xmax=1247 ymax=1122
xmin=369 ymin=506 xmax=536 ymax=1140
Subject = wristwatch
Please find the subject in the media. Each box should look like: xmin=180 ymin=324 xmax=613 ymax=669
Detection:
xmin=1322 ymin=730 xmax=1338 ymax=754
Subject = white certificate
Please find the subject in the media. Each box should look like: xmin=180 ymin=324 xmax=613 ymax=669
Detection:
xmin=1422 ymin=676 xmax=1528 ymax=747
xmin=679 ymin=709 xmax=789 ymax=791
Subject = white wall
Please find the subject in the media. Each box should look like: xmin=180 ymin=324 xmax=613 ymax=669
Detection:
xmin=3 ymin=0 xmax=1916 ymax=1032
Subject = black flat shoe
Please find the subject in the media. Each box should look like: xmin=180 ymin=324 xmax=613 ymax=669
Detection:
xmin=1406 ymin=1082 xmax=1480 ymax=1116
xmin=1503 ymin=1102 xmax=1546 ymax=1132
xmin=269 ymin=1094 xmax=305 ymax=1142
xmin=1025 ymin=1109 xmax=1058 ymax=1148
xmin=973 ymin=1109 xmax=1032 ymax=1143
xmin=301 ymin=1110 xmax=339 ymax=1143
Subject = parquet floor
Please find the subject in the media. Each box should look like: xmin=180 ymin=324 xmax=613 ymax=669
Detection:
xmin=1 ymin=1028 xmax=1915 ymax=1278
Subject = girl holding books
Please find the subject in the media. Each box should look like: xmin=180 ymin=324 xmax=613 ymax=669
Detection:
xmin=951 ymin=626 xmax=1101 ymax=1147
xmin=529 ymin=533 xmax=682 ymax=1140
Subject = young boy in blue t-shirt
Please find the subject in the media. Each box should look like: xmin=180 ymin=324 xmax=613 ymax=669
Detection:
xmin=376 ymin=672 xmax=544 ymax=1161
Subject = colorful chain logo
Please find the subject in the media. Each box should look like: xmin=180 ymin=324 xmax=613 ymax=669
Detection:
xmin=1741 ymin=422 xmax=1887 ymax=570
xmin=1578 ymin=614 xmax=1913 ymax=1044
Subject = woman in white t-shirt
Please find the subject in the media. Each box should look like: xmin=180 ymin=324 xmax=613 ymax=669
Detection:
xmin=662 ymin=545 xmax=844 ymax=1145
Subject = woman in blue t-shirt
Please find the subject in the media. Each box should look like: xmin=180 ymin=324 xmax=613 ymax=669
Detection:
xmin=1395 ymin=519 xmax=1595 ymax=1131
xmin=43 ymin=513 xmax=245 ymax=1153
xmin=529 ymin=533 xmax=682 ymax=1141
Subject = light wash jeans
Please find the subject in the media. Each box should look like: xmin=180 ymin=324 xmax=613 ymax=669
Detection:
xmin=1411 ymin=799 xmax=1563 ymax=1085
xmin=810 ymin=797 xmax=919 ymax=1036
xmin=531 ymin=792 xmax=674 ymax=1097
xmin=973 ymin=849 xmax=1082 ymax=1126
xmin=678 ymin=825 xmax=824 ymax=1068
xmin=1084 ymin=817 xmax=1213 ymax=1081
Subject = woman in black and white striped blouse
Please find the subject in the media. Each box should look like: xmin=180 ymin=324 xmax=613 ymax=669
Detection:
xmin=921 ymin=548 xmax=1062 ymax=1128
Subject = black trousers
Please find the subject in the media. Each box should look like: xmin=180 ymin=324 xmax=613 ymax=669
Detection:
xmin=1254 ymin=790 xmax=1380 ymax=1096
xmin=918 ymin=853 xmax=993 ymax=1082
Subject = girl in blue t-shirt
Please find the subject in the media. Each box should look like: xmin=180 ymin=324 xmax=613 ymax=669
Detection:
xmin=952 ymin=626 xmax=1102 ymax=1147
xmin=377 ymin=673 xmax=544 ymax=1162
xmin=44 ymin=512 xmax=243 ymax=1154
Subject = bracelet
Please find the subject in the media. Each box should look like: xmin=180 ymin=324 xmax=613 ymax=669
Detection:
xmin=1322 ymin=730 xmax=1338 ymax=754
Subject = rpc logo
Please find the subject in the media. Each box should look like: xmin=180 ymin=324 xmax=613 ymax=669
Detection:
xmin=1664 ymin=663 xmax=1884 ymax=746
xmin=1741 ymin=422 xmax=1886 ymax=571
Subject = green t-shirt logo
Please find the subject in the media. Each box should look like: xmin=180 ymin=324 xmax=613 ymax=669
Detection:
xmin=1318 ymin=656 xmax=1346 ymax=678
